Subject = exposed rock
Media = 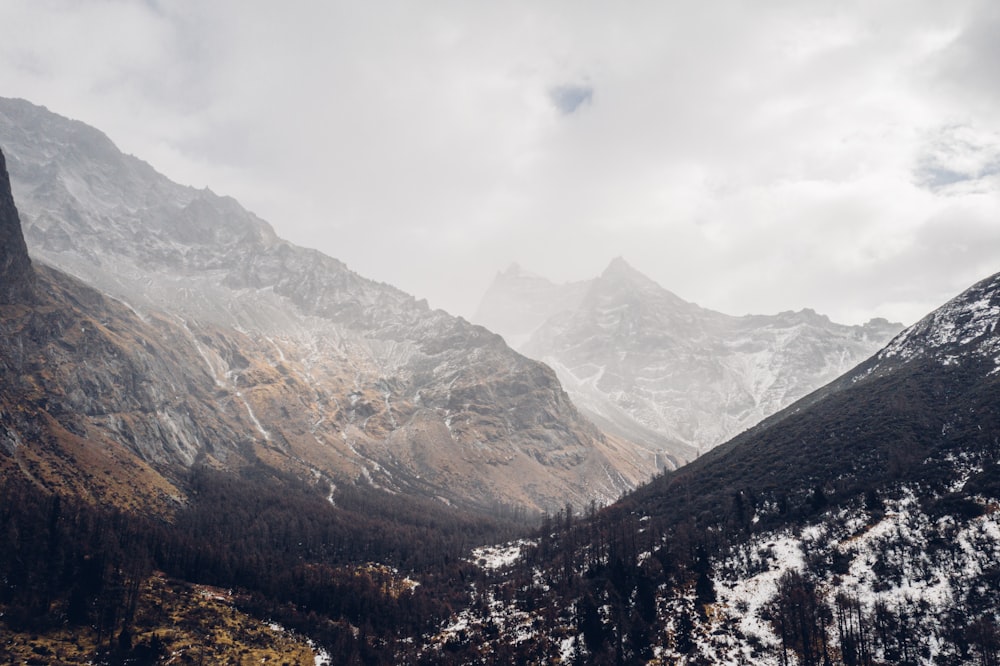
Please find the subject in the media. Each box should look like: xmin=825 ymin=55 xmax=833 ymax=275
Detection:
xmin=0 ymin=148 xmax=33 ymax=303
xmin=0 ymin=97 xmax=651 ymax=512
xmin=476 ymin=257 xmax=903 ymax=464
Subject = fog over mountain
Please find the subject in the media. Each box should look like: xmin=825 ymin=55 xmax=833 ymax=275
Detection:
xmin=3 ymin=1 xmax=1000 ymax=660
xmin=4 ymin=3 xmax=999 ymax=328
xmin=425 ymin=267 xmax=1000 ymax=665
xmin=0 ymin=97 xmax=652 ymax=512
xmin=476 ymin=259 xmax=902 ymax=462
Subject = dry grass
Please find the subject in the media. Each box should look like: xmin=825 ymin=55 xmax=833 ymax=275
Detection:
xmin=0 ymin=573 xmax=318 ymax=665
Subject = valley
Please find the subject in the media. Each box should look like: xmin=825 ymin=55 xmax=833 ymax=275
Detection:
xmin=1 ymin=98 xmax=998 ymax=665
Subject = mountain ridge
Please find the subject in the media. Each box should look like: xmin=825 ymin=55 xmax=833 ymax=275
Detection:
xmin=0 ymin=97 xmax=650 ymax=512
xmin=476 ymin=258 xmax=903 ymax=463
xmin=419 ymin=267 xmax=1000 ymax=664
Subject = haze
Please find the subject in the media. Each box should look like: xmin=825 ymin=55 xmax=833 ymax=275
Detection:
xmin=2 ymin=0 xmax=999 ymax=326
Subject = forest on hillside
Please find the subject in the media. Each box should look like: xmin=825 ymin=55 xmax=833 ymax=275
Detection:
xmin=0 ymin=465 xmax=528 ymax=664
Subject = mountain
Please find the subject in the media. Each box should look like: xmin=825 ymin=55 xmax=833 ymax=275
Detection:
xmin=424 ymin=269 xmax=1000 ymax=664
xmin=476 ymin=256 xmax=902 ymax=464
xmin=0 ymin=144 xmax=286 ymax=510
xmin=0 ymin=97 xmax=650 ymax=513
xmin=472 ymin=263 xmax=590 ymax=349
xmin=0 ymin=148 xmax=34 ymax=303
xmin=3 ymin=94 xmax=997 ymax=663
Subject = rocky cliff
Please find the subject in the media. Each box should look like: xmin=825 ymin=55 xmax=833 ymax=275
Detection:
xmin=0 ymin=148 xmax=33 ymax=303
xmin=0 ymin=98 xmax=650 ymax=512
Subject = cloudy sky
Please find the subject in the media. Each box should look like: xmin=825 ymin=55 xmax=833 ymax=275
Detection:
xmin=3 ymin=0 xmax=1000 ymax=326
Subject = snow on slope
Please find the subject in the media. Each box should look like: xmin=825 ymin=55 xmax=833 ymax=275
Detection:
xmin=478 ymin=258 xmax=902 ymax=464
xmin=877 ymin=271 xmax=1000 ymax=369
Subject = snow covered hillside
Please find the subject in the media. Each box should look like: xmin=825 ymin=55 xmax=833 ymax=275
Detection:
xmin=476 ymin=258 xmax=901 ymax=465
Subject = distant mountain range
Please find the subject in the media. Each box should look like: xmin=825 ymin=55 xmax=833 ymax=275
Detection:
xmin=0 ymin=97 xmax=650 ymax=512
xmin=475 ymin=259 xmax=902 ymax=463
xmin=427 ymin=264 xmax=1000 ymax=665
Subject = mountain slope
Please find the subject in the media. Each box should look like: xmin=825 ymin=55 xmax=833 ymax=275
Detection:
xmin=612 ymin=270 xmax=1000 ymax=535
xmin=0 ymin=147 xmax=275 ymax=510
xmin=0 ymin=147 xmax=33 ymax=303
xmin=0 ymin=98 xmax=649 ymax=512
xmin=422 ymin=269 xmax=1000 ymax=665
xmin=477 ymin=257 xmax=901 ymax=464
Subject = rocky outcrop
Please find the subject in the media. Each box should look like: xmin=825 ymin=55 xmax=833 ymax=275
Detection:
xmin=0 ymin=148 xmax=33 ymax=303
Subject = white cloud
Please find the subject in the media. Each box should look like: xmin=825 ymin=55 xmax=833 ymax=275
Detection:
xmin=1 ymin=0 xmax=999 ymax=326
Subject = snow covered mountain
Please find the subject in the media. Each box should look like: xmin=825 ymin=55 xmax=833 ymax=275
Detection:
xmin=476 ymin=257 xmax=901 ymax=464
xmin=0 ymin=97 xmax=651 ymax=512
xmin=422 ymin=269 xmax=1000 ymax=665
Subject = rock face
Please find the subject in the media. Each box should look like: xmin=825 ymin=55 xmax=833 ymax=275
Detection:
xmin=475 ymin=257 xmax=902 ymax=464
xmin=0 ymin=264 xmax=252 ymax=511
xmin=0 ymin=97 xmax=651 ymax=512
xmin=0 ymin=148 xmax=33 ymax=303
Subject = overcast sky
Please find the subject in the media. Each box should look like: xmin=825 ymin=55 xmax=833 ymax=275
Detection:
xmin=3 ymin=1 xmax=1000 ymax=326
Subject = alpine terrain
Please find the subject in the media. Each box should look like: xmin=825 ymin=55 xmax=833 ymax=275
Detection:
xmin=0 ymin=102 xmax=637 ymax=663
xmin=2 ymin=93 xmax=997 ymax=665
xmin=427 ymin=269 xmax=1000 ymax=664
xmin=0 ymin=96 xmax=650 ymax=513
xmin=475 ymin=259 xmax=902 ymax=464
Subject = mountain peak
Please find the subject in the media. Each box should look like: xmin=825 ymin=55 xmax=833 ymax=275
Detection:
xmin=598 ymin=256 xmax=660 ymax=288
xmin=775 ymin=307 xmax=832 ymax=325
xmin=501 ymin=262 xmax=525 ymax=276
xmin=594 ymin=256 xmax=691 ymax=309
xmin=497 ymin=262 xmax=546 ymax=281
xmin=0 ymin=147 xmax=34 ymax=303
xmin=601 ymin=255 xmax=639 ymax=277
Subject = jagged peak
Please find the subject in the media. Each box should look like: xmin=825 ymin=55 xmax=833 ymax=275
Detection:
xmin=0 ymin=97 xmax=124 ymax=166
xmin=498 ymin=262 xmax=553 ymax=281
xmin=594 ymin=256 xmax=691 ymax=306
xmin=501 ymin=262 xmax=524 ymax=276
xmin=600 ymin=255 xmax=641 ymax=278
xmin=597 ymin=257 xmax=667 ymax=290
xmin=0 ymin=147 xmax=34 ymax=303
xmin=774 ymin=307 xmax=832 ymax=325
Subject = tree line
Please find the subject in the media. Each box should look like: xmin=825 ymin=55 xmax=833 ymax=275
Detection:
xmin=0 ymin=463 xmax=528 ymax=663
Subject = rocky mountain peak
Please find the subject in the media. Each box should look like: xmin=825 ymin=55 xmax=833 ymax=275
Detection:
xmin=0 ymin=147 xmax=34 ymax=303
xmin=493 ymin=262 xmax=552 ymax=287
xmin=500 ymin=262 xmax=528 ymax=277
xmin=599 ymin=256 xmax=649 ymax=284
xmin=593 ymin=256 xmax=689 ymax=307
xmin=772 ymin=307 xmax=832 ymax=327
xmin=602 ymin=255 xmax=636 ymax=274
